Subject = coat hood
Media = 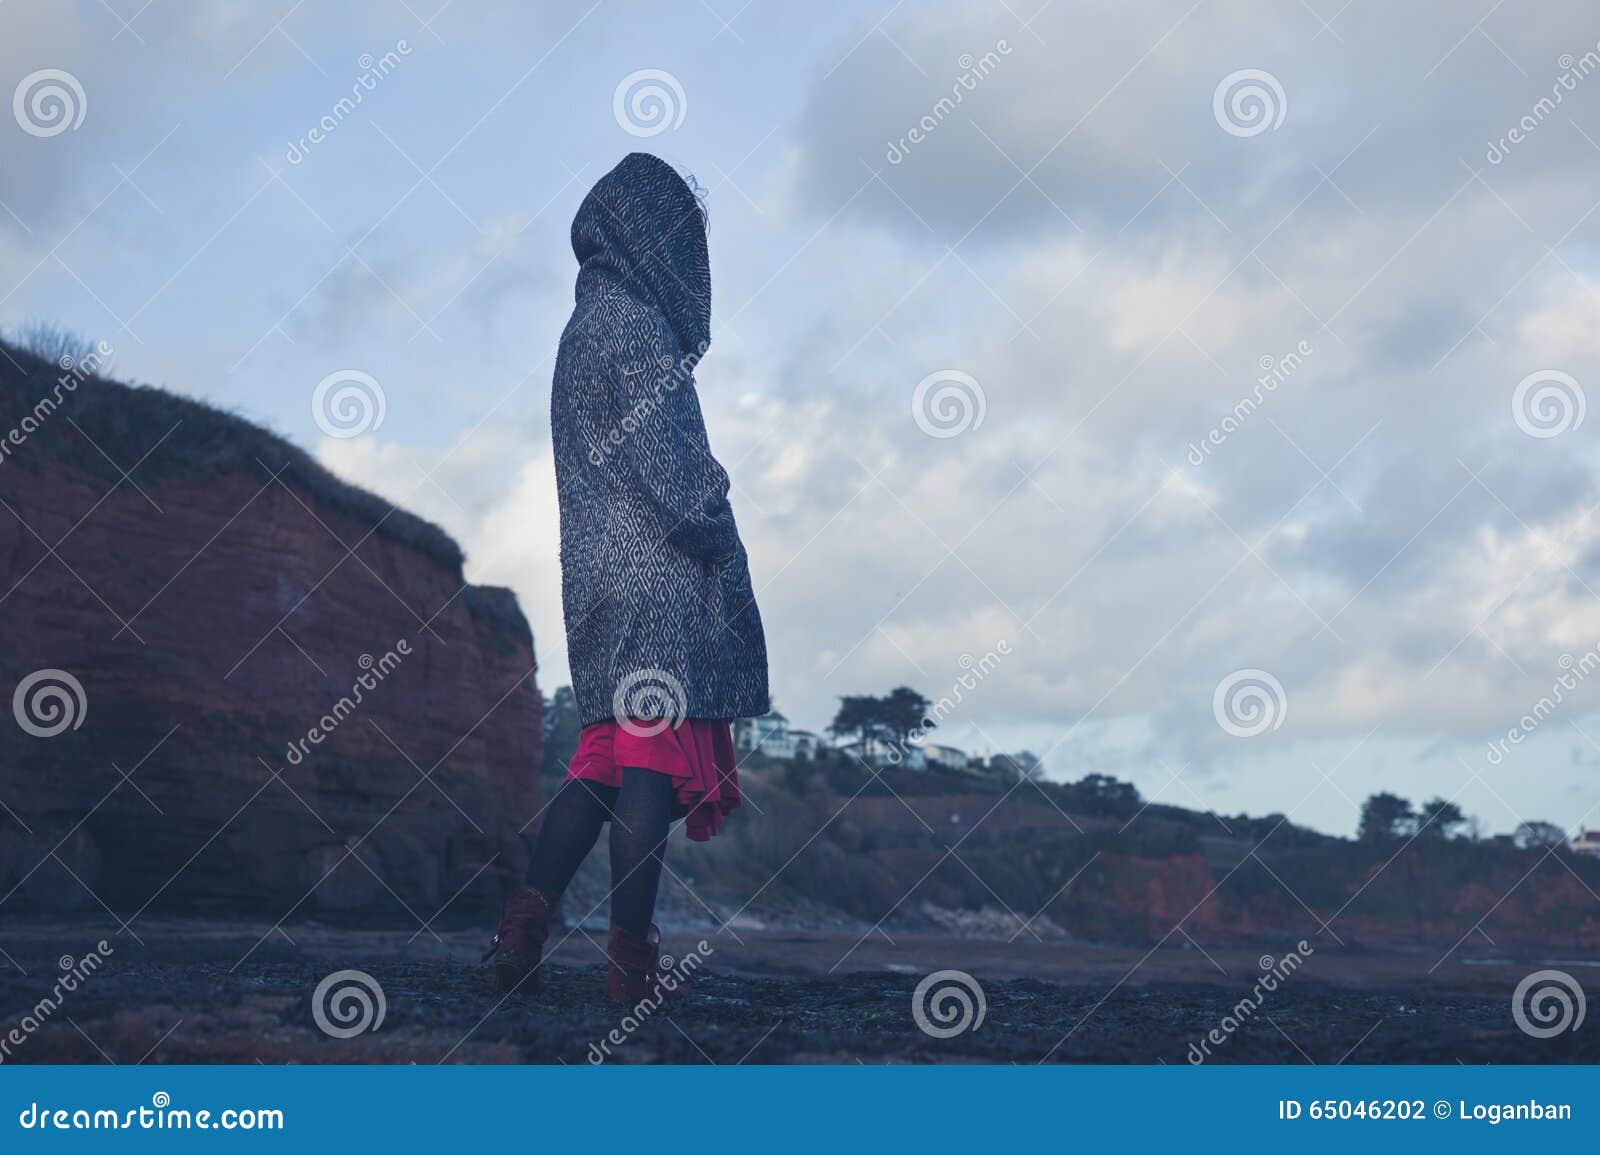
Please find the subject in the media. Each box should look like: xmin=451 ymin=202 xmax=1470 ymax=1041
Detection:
xmin=571 ymin=152 xmax=710 ymax=355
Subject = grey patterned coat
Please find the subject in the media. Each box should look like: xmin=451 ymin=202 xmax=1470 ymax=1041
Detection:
xmin=551 ymin=153 xmax=769 ymax=728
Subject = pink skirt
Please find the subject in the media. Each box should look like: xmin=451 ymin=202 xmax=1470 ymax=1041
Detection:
xmin=568 ymin=718 xmax=741 ymax=842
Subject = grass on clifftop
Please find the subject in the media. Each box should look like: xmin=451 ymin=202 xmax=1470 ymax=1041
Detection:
xmin=0 ymin=329 xmax=466 ymax=572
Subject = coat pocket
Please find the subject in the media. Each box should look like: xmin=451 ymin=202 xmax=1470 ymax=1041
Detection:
xmin=713 ymin=550 xmax=757 ymax=638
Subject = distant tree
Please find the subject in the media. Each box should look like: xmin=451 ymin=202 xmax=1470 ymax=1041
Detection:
xmin=829 ymin=687 xmax=934 ymax=755
xmin=1358 ymin=792 xmax=1415 ymax=842
xmin=990 ymin=751 xmax=1044 ymax=782
xmin=1074 ymin=772 xmax=1140 ymax=809
xmin=1514 ymin=820 xmax=1568 ymax=850
xmin=540 ymin=685 xmax=581 ymax=776
xmin=880 ymin=686 xmax=934 ymax=743
xmin=1415 ymin=796 xmax=1469 ymax=840
xmin=828 ymin=695 xmax=886 ymax=748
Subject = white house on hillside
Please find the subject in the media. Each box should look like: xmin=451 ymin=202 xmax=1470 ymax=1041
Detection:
xmin=919 ymin=742 xmax=976 ymax=771
xmin=735 ymin=711 xmax=974 ymax=767
xmin=733 ymin=711 xmax=794 ymax=758
xmin=834 ymin=736 xmax=982 ymax=772
xmin=734 ymin=711 xmax=834 ymax=760
xmin=838 ymin=737 xmax=927 ymax=770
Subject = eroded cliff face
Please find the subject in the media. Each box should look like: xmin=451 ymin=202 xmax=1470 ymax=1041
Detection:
xmin=0 ymin=341 xmax=540 ymax=924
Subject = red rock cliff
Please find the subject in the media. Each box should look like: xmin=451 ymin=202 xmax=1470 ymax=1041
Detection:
xmin=0 ymin=339 xmax=540 ymax=925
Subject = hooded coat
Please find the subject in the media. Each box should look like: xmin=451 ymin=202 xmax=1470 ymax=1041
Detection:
xmin=551 ymin=152 xmax=770 ymax=728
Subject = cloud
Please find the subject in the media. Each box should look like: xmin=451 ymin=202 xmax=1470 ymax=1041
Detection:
xmin=284 ymin=215 xmax=561 ymax=348
xmin=9 ymin=0 xmax=1600 ymax=835
xmin=740 ymin=0 xmax=1600 ymax=818
xmin=791 ymin=0 xmax=1600 ymax=240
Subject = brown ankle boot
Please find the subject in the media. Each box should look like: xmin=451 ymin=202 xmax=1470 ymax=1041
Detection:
xmin=482 ymin=885 xmax=557 ymax=995
xmin=604 ymin=923 xmax=692 ymax=1005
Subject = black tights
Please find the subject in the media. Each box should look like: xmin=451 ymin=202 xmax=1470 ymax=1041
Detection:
xmin=525 ymin=777 xmax=615 ymax=896
xmin=524 ymin=768 xmax=675 ymax=937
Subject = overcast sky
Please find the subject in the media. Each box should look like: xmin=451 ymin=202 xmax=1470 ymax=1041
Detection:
xmin=5 ymin=0 xmax=1600 ymax=837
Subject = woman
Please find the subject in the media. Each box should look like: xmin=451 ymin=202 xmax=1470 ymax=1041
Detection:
xmin=485 ymin=153 xmax=769 ymax=1003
